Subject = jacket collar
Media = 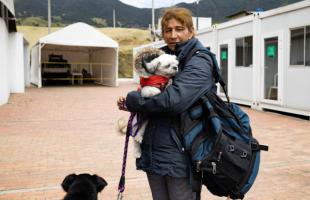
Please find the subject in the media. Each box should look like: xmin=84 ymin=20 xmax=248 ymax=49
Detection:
xmin=161 ymin=37 xmax=204 ymax=69
xmin=161 ymin=37 xmax=198 ymax=57
xmin=175 ymin=38 xmax=198 ymax=64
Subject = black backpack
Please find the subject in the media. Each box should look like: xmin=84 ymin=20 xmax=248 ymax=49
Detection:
xmin=179 ymin=48 xmax=269 ymax=199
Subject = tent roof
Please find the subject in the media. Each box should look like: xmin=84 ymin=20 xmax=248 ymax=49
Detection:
xmin=1 ymin=0 xmax=15 ymax=15
xmin=39 ymin=22 xmax=118 ymax=48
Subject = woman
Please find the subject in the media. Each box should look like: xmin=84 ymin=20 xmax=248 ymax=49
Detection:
xmin=118 ymin=7 xmax=216 ymax=200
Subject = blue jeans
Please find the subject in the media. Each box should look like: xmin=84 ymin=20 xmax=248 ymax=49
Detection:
xmin=147 ymin=173 xmax=197 ymax=200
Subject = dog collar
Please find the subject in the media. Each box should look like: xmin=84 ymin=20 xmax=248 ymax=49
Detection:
xmin=140 ymin=75 xmax=170 ymax=90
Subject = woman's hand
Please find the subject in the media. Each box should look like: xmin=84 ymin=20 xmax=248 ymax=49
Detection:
xmin=117 ymin=96 xmax=128 ymax=111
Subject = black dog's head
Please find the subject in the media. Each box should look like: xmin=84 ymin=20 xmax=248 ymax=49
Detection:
xmin=61 ymin=173 xmax=108 ymax=200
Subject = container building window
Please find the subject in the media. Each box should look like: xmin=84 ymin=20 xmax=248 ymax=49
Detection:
xmin=306 ymin=26 xmax=310 ymax=66
xmin=0 ymin=3 xmax=3 ymax=18
xmin=235 ymin=36 xmax=252 ymax=67
xmin=290 ymin=26 xmax=310 ymax=66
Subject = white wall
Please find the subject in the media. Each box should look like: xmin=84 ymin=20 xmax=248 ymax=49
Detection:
xmin=30 ymin=45 xmax=41 ymax=87
xmin=192 ymin=17 xmax=212 ymax=30
xmin=197 ymin=29 xmax=213 ymax=49
xmin=24 ymin=39 xmax=30 ymax=87
xmin=216 ymin=20 xmax=254 ymax=103
xmin=217 ymin=20 xmax=253 ymax=42
xmin=9 ymin=32 xmax=25 ymax=93
xmin=0 ymin=19 xmax=9 ymax=105
xmin=0 ymin=20 xmax=28 ymax=105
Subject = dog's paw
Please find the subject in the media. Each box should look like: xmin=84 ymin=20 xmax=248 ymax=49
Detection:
xmin=116 ymin=117 xmax=127 ymax=135
xmin=135 ymin=134 xmax=143 ymax=143
xmin=141 ymin=86 xmax=161 ymax=97
xmin=133 ymin=141 xmax=142 ymax=158
xmin=134 ymin=151 xmax=142 ymax=158
xmin=134 ymin=146 xmax=142 ymax=158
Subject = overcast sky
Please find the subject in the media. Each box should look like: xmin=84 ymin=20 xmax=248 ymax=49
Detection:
xmin=119 ymin=0 xmax=198 ymax=8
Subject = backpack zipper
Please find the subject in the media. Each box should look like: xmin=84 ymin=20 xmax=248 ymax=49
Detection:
xmin=211 ymin=162 xmax=217 ymax=174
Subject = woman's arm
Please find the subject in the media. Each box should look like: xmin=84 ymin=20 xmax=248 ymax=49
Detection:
xmin=125 ymin=54 xmax=215 ymax=116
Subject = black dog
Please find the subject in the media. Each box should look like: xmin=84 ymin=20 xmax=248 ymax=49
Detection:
xmin=61 ymin=173 xmax=108 ymax=200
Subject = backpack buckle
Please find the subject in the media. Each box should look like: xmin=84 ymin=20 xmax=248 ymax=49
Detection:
xmin=241 ymin=151 xmax=248 ymax=158
xmin=251 ymin=142 xmax=259 ymax=151
xmin=251 ymin=142 xmax=269 ymax=151
xmin=227 ymin=145 xmax=235 ymax=152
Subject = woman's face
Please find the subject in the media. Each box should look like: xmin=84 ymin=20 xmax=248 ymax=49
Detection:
xmin=163 ymin=18 xmax=194 ymax=51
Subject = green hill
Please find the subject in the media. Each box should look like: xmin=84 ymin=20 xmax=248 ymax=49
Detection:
xmin=15 ymin=0 xmax=303 ymax=27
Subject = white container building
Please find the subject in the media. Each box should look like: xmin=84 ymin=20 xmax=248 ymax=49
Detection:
xmin=133 ymin=0 xmax=310 ymax=118
xmin=0 ymin=0 xmax=29 ymax=106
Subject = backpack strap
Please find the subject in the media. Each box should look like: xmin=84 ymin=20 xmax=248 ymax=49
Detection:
xmin=186 ymin=153 xmax=202 ymax=200
xmin=251 ymin=141 xmax=269 ymax=151
xmin=187 ymin=47 xmax=231 ymax=104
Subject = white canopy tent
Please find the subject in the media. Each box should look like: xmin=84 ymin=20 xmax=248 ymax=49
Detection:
xmin=30 ymin=22 xmax=119 ymax=87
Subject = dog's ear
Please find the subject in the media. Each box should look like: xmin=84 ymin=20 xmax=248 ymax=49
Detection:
xmin=92 ymin=174 xmax=108 ymax=192
xmin=61 ymin=174 xmax=77 ymax=192
xmin=146 ymin=57 xmax=161 ymax=74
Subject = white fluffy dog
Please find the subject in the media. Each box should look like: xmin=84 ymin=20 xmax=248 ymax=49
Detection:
xmin=140 ymin=53 xmax=179 ymax=97
xmin=132 ymin=48 xmax=179 ymax=158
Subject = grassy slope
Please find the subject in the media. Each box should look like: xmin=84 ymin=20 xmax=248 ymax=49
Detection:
xmin=17 ymin=26 xmax=152 ymax=78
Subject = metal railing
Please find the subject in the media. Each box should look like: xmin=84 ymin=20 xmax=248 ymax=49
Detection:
xmin=41 ymin=62 xmax=114 ymax=83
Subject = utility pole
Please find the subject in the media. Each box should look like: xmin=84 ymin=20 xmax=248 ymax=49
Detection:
xmin=113 ymin=9 xmax=116 ymax=28
xmin=48 ymin=0 xmax=51 ymax=34
xmin=196 ymin=0 xmax=199 ymax=31
xmin=152 ymin=0 xmax=156 ymax=41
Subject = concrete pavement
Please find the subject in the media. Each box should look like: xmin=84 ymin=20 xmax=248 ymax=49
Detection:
xmin=0 ymin=80 xmax=309 ymax=200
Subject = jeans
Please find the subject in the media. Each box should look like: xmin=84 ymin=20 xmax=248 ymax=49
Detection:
xmin=147 ymin=173 xmax=197 ymax=200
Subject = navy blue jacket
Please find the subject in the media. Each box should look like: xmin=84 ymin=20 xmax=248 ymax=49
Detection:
xmin=126 ymin=38 xmax=217 ymax=177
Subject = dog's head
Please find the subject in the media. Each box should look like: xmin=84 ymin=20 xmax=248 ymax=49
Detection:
xmin=135 ymin=47 xmax=178 ymax=78
xmin=145 ymin=54 xmax=178 ymax=78
xmin=61 ymin=173 xmax=107 ymax=199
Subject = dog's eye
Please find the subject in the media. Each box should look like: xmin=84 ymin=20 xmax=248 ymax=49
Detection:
xmin=165 ymin=65 xmax=170 ymax=68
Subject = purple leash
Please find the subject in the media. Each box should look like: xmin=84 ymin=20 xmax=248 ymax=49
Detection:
xmin=117 ymin=113 xmax=140 ymax=200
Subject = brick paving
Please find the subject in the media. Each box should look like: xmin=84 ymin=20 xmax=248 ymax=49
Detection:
xmin=0 ymin=80 xmax=309 ymax=200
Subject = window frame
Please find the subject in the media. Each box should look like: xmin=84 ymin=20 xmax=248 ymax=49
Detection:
xmin=235 ymin=35 xmax=253 ymax=67
xmin=2 ymin=4 xmax=8 ymax=28
xmin=0 ymin=3 xmax=3 ymax=19
xmin=289 ymin=25 xmax=310 ymax=67
xmin=305 ymin=25 xmax=310 ymax=66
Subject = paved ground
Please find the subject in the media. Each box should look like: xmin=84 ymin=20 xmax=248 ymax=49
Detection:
xmin=0 ymin=80 xmax=309 ymax=200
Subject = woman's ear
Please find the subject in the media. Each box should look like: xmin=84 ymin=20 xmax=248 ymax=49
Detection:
xmin=189 ymin=27 xmax=195 ymax=39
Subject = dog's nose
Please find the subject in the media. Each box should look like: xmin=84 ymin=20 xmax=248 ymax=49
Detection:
xmin=173 ymin=66 xmax=178 ymax=71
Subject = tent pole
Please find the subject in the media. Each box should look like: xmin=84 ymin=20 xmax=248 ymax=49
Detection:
xmin=38 ymin=43 xmax=42 ymax=88
xmin=101 ymin=63 xmax=103 ymax=83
